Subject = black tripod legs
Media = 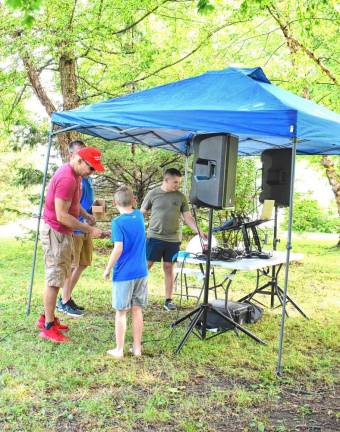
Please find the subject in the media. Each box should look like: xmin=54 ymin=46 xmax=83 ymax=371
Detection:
xmin=276 ymin=285 xmax=308 ymax=319
xmin=173 ymin=306 xmax=205 ymax=353
xmin=172 ymin=304 xmax=266 ymax=353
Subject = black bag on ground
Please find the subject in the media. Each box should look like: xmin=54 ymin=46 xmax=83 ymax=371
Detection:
xmin=198 ymin=299 xmax=263 ymax=331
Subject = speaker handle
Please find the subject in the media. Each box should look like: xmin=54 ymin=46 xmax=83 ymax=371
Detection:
xmin=208 ymin=161 xmax=216 ymax=178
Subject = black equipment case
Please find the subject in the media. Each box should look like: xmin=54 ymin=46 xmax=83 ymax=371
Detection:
xmin=198 ymin=299 xmax=263 ymax=331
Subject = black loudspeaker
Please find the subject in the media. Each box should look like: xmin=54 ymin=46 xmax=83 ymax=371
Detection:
xmin=259 ymin=148 xmax=292 ymax=207
xmin=189 ymin=133 xmax=238 ymax=209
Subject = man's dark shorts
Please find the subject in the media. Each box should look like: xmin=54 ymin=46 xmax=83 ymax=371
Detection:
xmin=146 ymin=238 xmax=180 ymax=263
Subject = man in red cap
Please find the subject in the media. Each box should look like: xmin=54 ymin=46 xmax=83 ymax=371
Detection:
xmin=37 ymin=146 xmax=104 ymax=342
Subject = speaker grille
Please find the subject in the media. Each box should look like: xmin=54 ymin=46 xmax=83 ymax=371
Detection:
xmin=189 ymin=133 xmax=239 ymax=209
xmin=259 ymin=148 xmax=292 ymax=207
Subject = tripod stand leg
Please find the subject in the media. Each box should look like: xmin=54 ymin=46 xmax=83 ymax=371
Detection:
xmin=175 ymin=307 xmax=205 ymax=353
xmin=275 ymin=287 xmax=289 ymax=317
xmin=277 ymin=286 xmax=308 ymax=319
xmin=171 ymin=306 xmax=201 ymax=328
xmin=212 ymin=307 xmax=266 ymax=345
xmin=237 ymin=281 xmax=272 ymax=303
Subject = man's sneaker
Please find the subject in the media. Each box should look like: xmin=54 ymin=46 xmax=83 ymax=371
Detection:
xmin=164 ymin=300 xmax=177 ymax=311
xmin=38 ymin=324 xmax=69 ymax=343
xmin=56 ymin=297 xmax=64 ymax=312
xmin=58 ymin=300 xmax=84 ymax=318
xmin=36 ymin=314 xmax=69 ymax=332
xmin=69 ymin=298 xmax=85 ymax=311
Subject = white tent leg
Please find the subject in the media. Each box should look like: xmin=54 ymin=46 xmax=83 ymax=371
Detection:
xmin=26 ymin=130 xmax=53 ymax=315
xmin=276 ymin=137 xmax=297 ymax=375
xmin=179 ymin=155 xmax=190 ymax=241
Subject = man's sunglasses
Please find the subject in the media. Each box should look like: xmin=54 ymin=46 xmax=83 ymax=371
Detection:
xmin=83 ymin=159 xmax=95 ymax=172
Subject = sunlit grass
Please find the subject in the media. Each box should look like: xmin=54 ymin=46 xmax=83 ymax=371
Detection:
xmin=0 ymin=236 xmax=339 ymax=431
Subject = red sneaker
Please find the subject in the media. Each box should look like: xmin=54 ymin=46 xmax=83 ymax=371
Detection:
xmin=38 ymin=324 xmax=69 ymax=343
xmin=36 ymin=314 xmax=69 ymax=332
xmin=54 ymin=317 xmax=69 ymax=332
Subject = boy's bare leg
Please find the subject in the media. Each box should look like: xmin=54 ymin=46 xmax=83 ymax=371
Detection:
xmin=43 ymin=285 xmax=58 ymax=323
xmin=115 ymin=310 xmax=128 ymax=353
xmin=163 ymin=261 xmax=175 ymax=300
xmin=131 ymin=305 xmax=143 ymax=355
xmin=147 ymin=261 xmax=154 ymax=270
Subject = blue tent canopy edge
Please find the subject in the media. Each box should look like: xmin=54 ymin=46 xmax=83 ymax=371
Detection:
xmin=51 ymin=67 xmax=340 ymax=156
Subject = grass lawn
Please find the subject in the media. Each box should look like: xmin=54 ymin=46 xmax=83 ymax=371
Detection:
xmin=0 ymin=236 xmax=339 ymax=431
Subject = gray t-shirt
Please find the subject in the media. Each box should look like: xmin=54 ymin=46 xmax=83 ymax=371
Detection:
xmin=141 ymin=187 xmax=189 ymax=242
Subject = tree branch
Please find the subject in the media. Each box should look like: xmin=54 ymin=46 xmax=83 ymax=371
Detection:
xmin=122 ymin=19 xmax=250 ymax=87
xmin=68 ymin=0 xmax=78 ymax=29
xmin=21 ymin=57 xmax=56 ymax=116
xmin=76 ymin=74 xmax=117 ymax=98
xmin=113 ymin=0 xmax=171 ymax=35
xmin=4 ymin=84 xmax=28 ymax=121
xmin=267 ymin=5 xmax=338 ymax=85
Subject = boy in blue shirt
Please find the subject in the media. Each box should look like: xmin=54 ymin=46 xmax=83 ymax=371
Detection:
xmin=104 ymin=186 xmax=148 ymax=359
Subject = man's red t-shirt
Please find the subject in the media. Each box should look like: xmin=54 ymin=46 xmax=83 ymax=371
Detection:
xmin=43 ymin=163 xmax=81 ymax=234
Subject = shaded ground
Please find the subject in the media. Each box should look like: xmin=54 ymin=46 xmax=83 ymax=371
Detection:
xmin=47 ymin=373 xmax=339 ymax=432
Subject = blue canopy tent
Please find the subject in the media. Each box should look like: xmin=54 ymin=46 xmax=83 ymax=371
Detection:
xmin=51 ymin=67 xmax=340 ymax=156
xmin=28 ymin=67 xmax=340 ymax=374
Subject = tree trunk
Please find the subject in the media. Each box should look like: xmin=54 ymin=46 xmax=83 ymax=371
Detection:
xmin=23 ymin=51 xmax=80 ymax=161
xmin=58 ymin=52 xmax=80 ymax=160
xmin=320 ymin=156 xmax=340 ymax=247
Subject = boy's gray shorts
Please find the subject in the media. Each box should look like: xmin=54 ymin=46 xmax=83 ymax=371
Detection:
xmin=112 ymin=276 xmax=148 ymax=311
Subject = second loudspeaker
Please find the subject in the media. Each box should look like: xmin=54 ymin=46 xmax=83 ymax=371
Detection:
xmin=189 ymin=133 xmax=239 ymax=209
xmin=259 ymin=148 xmax=292 ymax=207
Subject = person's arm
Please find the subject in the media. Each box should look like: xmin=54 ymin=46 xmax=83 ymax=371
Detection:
xmin=182 ymin=211 xmax=208 ymax=239
xmin=140 ymin=190 xmax=152 ymax=216
xmin=103 ymin=242 xmax=123 ymax=279
xmin=79 ymin=205 xmax=96 ymax=226
xmin=55 ymin=198 xmax=101 ymax=237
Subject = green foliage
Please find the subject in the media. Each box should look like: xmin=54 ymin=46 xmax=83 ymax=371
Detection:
xmin=11 ymin=166 xmax=44 ymax=188
xmin=9 ymin=124 xmax=48 ymax=151
xmin=197 ymin=0 xmax=214 ymax=14
xmin=90 ymin=141 xmax=183 ymax=207
xmin=5 ymin=0 xmax=42 ymax=26
xmin=283 ymin=192 xmax=339 ymax=233
xmin=234 ymin=156 xmax=258 ymax=213
xmin=0 ymin=140 xmax=42 ymax=224
xmin=0 ymin=0 xmax=339 ymax=228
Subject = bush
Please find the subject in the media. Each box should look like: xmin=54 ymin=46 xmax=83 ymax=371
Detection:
xmin=283 ymin=193 xmax=339 ymax=233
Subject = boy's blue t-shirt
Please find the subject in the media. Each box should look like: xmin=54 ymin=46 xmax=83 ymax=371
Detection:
xmin=111 ymin=209 xmax=147 ymax=282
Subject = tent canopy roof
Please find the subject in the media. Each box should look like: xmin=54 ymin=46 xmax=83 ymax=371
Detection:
xmin=52 ymin=67 xmax=340 ymax=156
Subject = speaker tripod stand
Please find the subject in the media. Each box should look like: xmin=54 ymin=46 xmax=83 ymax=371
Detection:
xmin=238 ymin=205 xmax=308 ymax=319
xmin=171 ymin=208 xmax=266 ymax=353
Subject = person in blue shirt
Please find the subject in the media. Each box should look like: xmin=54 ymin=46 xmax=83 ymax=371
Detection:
xmin=104 ymin=185 xmax=148 ymax=359
xmin=58 ymin=140 xmax=96 ymax=317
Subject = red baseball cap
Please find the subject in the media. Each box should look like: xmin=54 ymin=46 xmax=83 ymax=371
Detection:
xmin=78 ymin=147 xmax=104 ymax=172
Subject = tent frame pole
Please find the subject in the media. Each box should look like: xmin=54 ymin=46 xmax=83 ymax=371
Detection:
xmin=276 ymin=137 xmax=297 ymax=375
xmin=26 ymin=129 xmax=54 ymax=315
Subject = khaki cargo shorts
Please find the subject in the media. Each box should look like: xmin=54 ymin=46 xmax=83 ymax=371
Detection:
xmin=72 ymin=232 xmax=93 ymax=267
xmin=40 ymin=222 xmax=74 ymax=287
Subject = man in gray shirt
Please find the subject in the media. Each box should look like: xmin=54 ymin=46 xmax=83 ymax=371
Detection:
xmin=141 ymin=168 xmax=206 ymax=311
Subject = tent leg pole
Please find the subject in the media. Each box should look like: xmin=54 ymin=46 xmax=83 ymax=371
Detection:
xmin=183 ymin=154 xmax=189 ymax=196
xmin=276 ymin=137 xmax=297 ymax=375
xmin=179 ymin=155 xmax=190 ymax=241
xmin=26 ymin=130 xmax=54 ymax=316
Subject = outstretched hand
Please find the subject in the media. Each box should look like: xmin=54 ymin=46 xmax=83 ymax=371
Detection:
xmin=90 ymin=227 xmax=102 ymax=238
xmin=86 ymin=214 xmax=96 ymax=226
xmin=199 ymin=230 xmax=208 ymax=240
xmin=103 ymin=269 xmax=111 ymax=280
